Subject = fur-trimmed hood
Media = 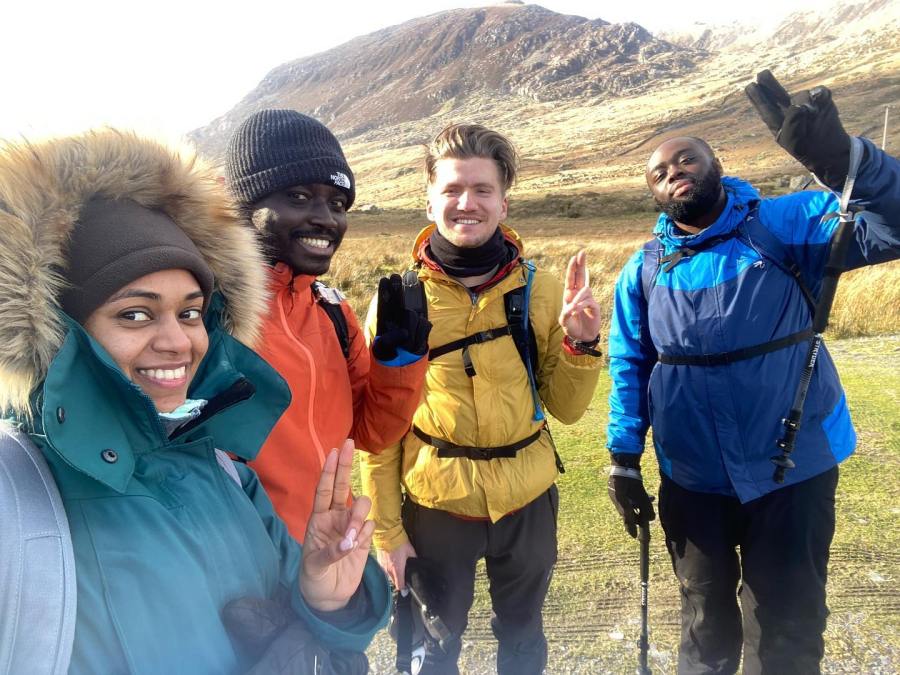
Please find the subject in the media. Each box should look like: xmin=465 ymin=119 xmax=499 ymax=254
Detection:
xmin=0 ymin=129 xmax=268 ymax=414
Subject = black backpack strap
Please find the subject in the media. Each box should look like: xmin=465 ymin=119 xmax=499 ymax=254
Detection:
xmin=312 ymin=281 xmax=351 ymax=359
xmin=658 ymin=328 xmax=814 ymax=366
xmin=503 ymin=286 xmax=540 ymax=387
xmin=428 ymin=326 xmax=512 ymax=362
xmin=738 ymin=205 xmax=818 ymax=315
xmin=426 ymin=291 xmax=538 ymax=383
xmin=413 ymin=424 xmax=542 ymax=460
xmin=640 ymin=239 xmax=663 ymax=301
xmin=642 ymin=233 xmax=737 ymax=296
xmin=394 ymin=590 xmax=413 ymax=674
xmin=642 ymin=207 xmax=815 ymax=316
xmin=426 ymin=260 xmax=545 ymax=421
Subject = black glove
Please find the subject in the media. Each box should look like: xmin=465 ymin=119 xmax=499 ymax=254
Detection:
xmin=607 ymin=453 xmax=656 ymax=539
xmin=745 ymin=69 xmax=852 ymax=191
xmin=223 ymin=597 xmax=368 ymax=675
xmin=372 ymin=273 xmax=431 ymax=361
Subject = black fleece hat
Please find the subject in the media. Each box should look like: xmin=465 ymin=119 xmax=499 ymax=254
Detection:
xmin=225 ymin=109 xmax=355 ymax=209
xmin=59 ymin=198 xmax=215 ymax=324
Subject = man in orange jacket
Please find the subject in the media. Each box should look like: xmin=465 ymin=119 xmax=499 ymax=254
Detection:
xmin=225 ymin=109 xmax=430 ymax=541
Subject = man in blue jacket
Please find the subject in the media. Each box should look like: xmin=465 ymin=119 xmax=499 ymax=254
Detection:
xmin=606 ymin=70 xmax=900 ymax=673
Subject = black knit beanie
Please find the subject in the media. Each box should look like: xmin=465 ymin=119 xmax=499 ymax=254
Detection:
xmin=225 ymin=109 xmax=355 ymax=209
xmin=59 ymin=198 xmax=215 ymax=324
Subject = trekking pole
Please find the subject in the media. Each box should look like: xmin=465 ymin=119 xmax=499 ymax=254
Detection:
xmin=637 ymin=522 xmax=652 ymax=675
xmin=771 ymin=139 xmax=862 ymax=483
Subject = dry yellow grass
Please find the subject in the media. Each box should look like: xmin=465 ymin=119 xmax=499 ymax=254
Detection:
xmin=325 ymin=210 xmax=899 ymax=341
xmin=830 ymin=260 xmax=900 ymax=338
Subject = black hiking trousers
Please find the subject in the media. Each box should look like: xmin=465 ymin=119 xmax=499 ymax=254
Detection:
xmin=401 ymin=485 xmax=559 ymax=675
xmin=659 ymin=467 xmax=838 ymax=675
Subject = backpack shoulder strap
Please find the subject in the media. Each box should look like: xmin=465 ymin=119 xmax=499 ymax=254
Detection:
xmin=0 ymin=424 xmax=76 ymax=674
xmin=739 ymin=203 xmax=818 ymax=314
xmin=506 ymin=259 xmax=544 ymax=423
xmin=640 ymin=239 xmax=663 ymax=301
xmin=503 ymin=286 xmax=539 ymax=382
xmin=312 ymin=281 xmax=351 ymax=359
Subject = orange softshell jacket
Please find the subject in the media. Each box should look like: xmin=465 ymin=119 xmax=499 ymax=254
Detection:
xmin=250 ymin=263 xmax=427 ymax=540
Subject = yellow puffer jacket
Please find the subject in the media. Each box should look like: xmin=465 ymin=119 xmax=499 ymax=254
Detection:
xmin=360 ymin=225 xmax=601 ymax=552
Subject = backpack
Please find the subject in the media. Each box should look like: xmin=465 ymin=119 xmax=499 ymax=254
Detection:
xmin=640 ymin=204 xmax=818 ymax=367
xmin=0 ymin=423 xmax=243 ymax=675
xmin=0 ymin=423 xmax=76 ymax=675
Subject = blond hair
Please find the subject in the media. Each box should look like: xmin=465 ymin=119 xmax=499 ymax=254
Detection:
xmin=425 ymin=123 xmax=519 ymax=193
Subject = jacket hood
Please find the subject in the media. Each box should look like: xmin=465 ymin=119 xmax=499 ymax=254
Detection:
xmin=653 ymin=176 xmax=761 ymax=250
xmin=0 ymin=129 xmax=268 ymax=415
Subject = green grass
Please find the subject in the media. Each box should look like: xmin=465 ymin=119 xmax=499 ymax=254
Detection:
xmin=361 ymin=334 xmax=900 ymax=674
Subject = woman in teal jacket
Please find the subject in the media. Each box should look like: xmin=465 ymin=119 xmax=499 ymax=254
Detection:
xmin=0 ymin=130 xmax=390 ymax=674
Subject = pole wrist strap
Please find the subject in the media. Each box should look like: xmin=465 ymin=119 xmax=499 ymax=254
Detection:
xmin=609 ymin=466 xmax=643 ymax=481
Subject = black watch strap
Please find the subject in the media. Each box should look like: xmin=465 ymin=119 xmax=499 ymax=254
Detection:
xmin=566 ymin=335 xmax=602 ymax=357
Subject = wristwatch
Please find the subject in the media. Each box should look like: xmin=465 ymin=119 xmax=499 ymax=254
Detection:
xmin=565 ymin=334 xmax=602 ymax=357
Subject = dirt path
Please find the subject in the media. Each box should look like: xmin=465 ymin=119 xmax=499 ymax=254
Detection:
xmin=367 ymin=543 xmax=900 ymax=674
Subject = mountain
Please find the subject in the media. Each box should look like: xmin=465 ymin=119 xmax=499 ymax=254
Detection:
xmin=191 ymin=3 xmax=701 ymax=159
xmin=658 ymin=0 xmax=900 ymax=51
xmin=191 ymin=0 xmax=900 ymax=209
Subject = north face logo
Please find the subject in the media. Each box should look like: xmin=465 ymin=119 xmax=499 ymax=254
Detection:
xmin=331 ymin=172 xmax=351 ymax=189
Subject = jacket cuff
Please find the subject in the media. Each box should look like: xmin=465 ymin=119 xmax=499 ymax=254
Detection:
xmin=560 ymin=342 xmax=604 ymax=368
xmin=610 ymin=451 xmax=642 ymax=469
xmin=307 ymin=581 xmax=370 ymax=628
xmin=373 ymin=345 xmax=425 ymax=367
xmin=373 ymin=522 xmax=409 ymax=552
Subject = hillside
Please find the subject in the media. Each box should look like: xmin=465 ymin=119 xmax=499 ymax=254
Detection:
xmin=191 ymin=2 xmax=701 ymax=158
xmin=191 ymin=0 xmax=900 ymax=209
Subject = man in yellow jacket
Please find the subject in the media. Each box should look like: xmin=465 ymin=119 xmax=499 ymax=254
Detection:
xmin=361 ymin=123 xmax=602 ymax=675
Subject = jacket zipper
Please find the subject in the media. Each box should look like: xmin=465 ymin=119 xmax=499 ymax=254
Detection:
xmin=276 ymin=288 xmax=327 ymax=467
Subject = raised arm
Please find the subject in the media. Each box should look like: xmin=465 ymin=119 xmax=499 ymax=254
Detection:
xmin=746 ymin=70 xmax=900 ymax=271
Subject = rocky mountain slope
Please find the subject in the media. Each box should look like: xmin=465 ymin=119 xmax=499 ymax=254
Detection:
xmin=191 ymin=0 xmax=900 ymax=209
xmin=191 ymin=2 xmax=702 ymax=159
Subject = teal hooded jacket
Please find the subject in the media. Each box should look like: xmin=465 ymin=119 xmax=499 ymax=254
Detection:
xmin=24 ymin=312 xmax=388 ymax=673
xmin=0 ymin=130 xmax=390 ymax=674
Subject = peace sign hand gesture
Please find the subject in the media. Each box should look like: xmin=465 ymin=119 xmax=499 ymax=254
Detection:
xmin=558 ymin=249 xmax=601 ymax=342
xmin=300 ymin=439 xmax=375 ymax=612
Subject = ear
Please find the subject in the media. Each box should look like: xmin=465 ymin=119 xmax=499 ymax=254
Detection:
xmin=499 ymin=195 xmax=508 ymax=222
xmin=425 ymin=196 xmax=435 ymax=223
xmin=250 ymin=207 xmax=275 ymax=233
xmin=714 ymin=157 xmax=724 ymax=174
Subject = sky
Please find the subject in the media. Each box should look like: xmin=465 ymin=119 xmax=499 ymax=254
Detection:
xmin=0 ymin=0 xmax=827 ymax=140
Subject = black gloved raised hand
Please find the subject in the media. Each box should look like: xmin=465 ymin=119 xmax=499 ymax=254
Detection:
xmin=745 ymin=69 xmax=852 ymax=191
xmin=607 ymin=453 xmax=656 ymax=539
xmin=373 ymin=273 xmax=431 ymax=361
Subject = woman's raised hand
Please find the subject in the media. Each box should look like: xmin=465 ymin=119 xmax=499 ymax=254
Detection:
xmin=300 ymin=439 xmax=375 ymax=612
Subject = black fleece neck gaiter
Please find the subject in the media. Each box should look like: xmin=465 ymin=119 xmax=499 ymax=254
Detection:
xmin=427 ymin=227 xmax=513 ymax=278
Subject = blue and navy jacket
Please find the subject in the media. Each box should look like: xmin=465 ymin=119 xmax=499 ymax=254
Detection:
xmin=607 ymin=138 xmax=900 ymax=502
